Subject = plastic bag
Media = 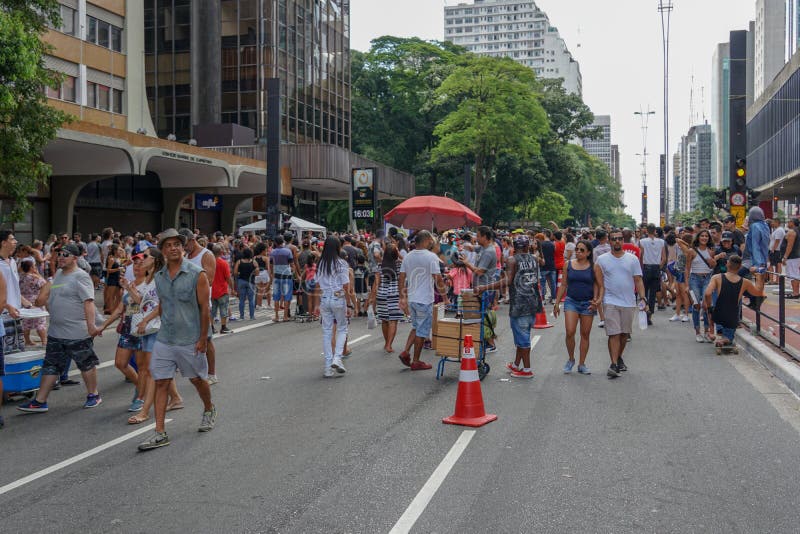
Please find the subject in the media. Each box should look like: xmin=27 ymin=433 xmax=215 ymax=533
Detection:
xmin=367 ymin=307 xmax=377 ymax=329
xmin=638 ymin=310 xmax=648 ymax=330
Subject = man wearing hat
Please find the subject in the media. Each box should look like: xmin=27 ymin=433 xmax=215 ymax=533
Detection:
xmin=138 ymin=229 xmax=216 ymax=451
xmin=18 ymin=243 xmax=104 ymax=413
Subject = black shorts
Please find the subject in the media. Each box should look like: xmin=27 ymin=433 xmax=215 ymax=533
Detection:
xmin=42 ymin=337 xmax=99 ymax=376
xmin=770 ymin=251 xmax=783 ymax=265
xmin=89 ymin=263 xmax=103 ymax=278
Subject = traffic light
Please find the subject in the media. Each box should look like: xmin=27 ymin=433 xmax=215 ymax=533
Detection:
xmin=714 ymin=189 xmax=728 ymax=209
xmin=735 ymin=157 xmax=747 ymax=190
xmin=747 ymin=188 xmax=759 ymax=206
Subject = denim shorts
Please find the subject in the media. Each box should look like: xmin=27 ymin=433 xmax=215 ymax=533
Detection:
xmin=42 ymin=337 xmax=99 ymax=376
xmin=563 ymin=296 xmax=594 ymax=316
xmin=409 ymin=302 xmax=433 ymax=339
xmin=674 ymin=272 xmax=685 ymax=284
xmin=140 ymin=333 xmax=157 ymax=353
xmin=211 ymin=294 xmax=230 ymax=319
xmin=117 ymin=333 xmax=142 ymax=351
xmin=510 ymin=314 xmax=535 ymax=348
xmin=273 ymin=277 xmax=293 ymax=301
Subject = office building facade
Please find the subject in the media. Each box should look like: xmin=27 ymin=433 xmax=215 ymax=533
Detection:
xmin=754 ymin=0 xmax=786 ymax=100
xmin=675 ymin=124 xmax=713 ymax=213
xmin=581 ymin=115 xmax=612 ymax=172
xmin=787 ymin=0 xmax=800 ymax=61
xmin=711 ymin=42 xmax=730 ymax=189
xmin=443 ymin=0 xmax=582 ymax=95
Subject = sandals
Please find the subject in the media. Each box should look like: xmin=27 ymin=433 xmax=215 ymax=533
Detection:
xmin=127 ymin=413 xmax=150 ymax=425
xmin=166 ymin=400 xmax=184 ymax=412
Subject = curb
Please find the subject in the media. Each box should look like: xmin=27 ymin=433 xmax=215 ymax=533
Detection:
xmin=736 ymin=327 xmax=800 ymax=397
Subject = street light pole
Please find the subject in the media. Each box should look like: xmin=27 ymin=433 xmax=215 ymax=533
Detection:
xmin=635 ymin=108 xmax=656 ymax=225
xmin=659 ymin=0 xmax=674 ymax=225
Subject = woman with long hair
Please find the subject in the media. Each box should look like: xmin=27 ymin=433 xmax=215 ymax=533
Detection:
xmin=104 ymin=243 xmax=123 ymax=314
xmin=369 ymin=243 xmax=403 ymax=353
xmin=314 ymin=236 xmax=355 ymax=378
xmin=233 ymin=247 xmax=258 ymax=320
xmin=683 ymin=229 xmax=717 ymax=342
xmin=553 ymin=240 xmax=598 ymax=374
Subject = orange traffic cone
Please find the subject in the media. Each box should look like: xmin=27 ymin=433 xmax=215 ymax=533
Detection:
xmin=533 ymin=310 xmax=553 ymax=329
xmin=443 ymin=335 xmax=497 ymax=427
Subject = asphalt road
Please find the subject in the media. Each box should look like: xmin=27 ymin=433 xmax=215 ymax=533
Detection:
xmin=2 ymin=306 xmax=800 ymax=533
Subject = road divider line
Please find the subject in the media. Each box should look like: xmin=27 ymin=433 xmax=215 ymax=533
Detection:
xmin=389 ymin=430 xmax=476 ymax=534
xmin=0 ymin=419 xmax=173 ymax=496
xmin=531 ymin=335 xmax=541 ymax=349
xmin=216 ymin=320 xmax=273 ymax=337
xmin=349 ymin=334 xmax=371 ymax=346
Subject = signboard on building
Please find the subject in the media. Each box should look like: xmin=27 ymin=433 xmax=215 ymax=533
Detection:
xmin=351 ymin=168 xmax=376 ymax=220
xmin=195 ymin=194 xmax=222 ymax=211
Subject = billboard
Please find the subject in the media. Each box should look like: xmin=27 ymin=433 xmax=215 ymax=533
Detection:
xmin=351 ymin=168 xmax=376 ymax=220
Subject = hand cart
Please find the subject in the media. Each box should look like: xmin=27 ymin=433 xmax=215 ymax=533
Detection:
xmin=432 ymin=290 xmax=491 ymax=381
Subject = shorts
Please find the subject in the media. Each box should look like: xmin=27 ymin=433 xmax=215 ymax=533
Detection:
xmin=786 ymin=258 xmax=800 ymax=279
xmin=42 ymin=337 xmax=99 ymax=376
xmin=89 ymin=263 xmax=103 ymax=278
xmin=563 ymin=296 xmax=595 ymax=316
xmin=409 ymin=302 xmax=434 ymax=339
xmin=117 ymin=333 xmax=142 ymax=351
xmin=211 ymin=294 xmax=230 ymax=319
xmin=140 ymin=333 xmax=157 ymax=353
xmin=510 ymin=314 xmax=535 ymax=348
xmin=150 ymin=340 xmax=208 ymax=381
xmin=674 ymin=271 xmax=685 ymax=284
xmin=770 ymin=250 xmax=783 ymax=265
xmin=273 ymin=277 xmax=293 ymax=301
xmin=603 ymin=304 xmax=636 ymax=336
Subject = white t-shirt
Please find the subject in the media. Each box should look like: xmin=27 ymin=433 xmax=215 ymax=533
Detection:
xmin=316 ymin=259 xmax=350 ymax=293
xmin=564 ymin=242 xmax=576 ymax=261
xmin=639 ymin=237 xmax=666 ymax=265
xmin=400 ymin=249 xmax=441 ymax=305
xmin=596 ymin=252 xmax=643 ymax=308
xmin=0 ymin=257 xmax=21 ymax=309
xmin=771 ymin=227 xmax=786 ymax=251
xmin=594 ymin=242 xmax=611 ymax=257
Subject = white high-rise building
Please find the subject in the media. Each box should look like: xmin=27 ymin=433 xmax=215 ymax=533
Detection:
xmin=754 ymin=0 xmax=786 ymax=100
xmin=675 ymin=124 xmax=713 ymax=213
xmin=443 ymin=0 xmax=582 ymax=95
xmin=787 ymin=0 xmax=800 ymax=61
xmin=711 ymin=42 xmax=730 ymax=189
xmin=581 ymin=115 xmax=612 ymax=172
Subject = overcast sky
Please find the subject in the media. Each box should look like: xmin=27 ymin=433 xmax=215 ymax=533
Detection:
xmin=350 ymin=0 xmax=757 ymax=221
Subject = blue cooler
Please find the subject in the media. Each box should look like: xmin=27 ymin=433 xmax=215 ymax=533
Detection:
xmin=2 ymin=350 xmax=45 ymax=393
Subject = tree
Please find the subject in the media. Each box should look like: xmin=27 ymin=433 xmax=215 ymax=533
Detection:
xmin=525 ymin=191 xmax=571 ymax=225
xmin=697 ymin=185 xmax=719 ymax=219
xmin=431 ymin=56 xmax=549 ymax=214
xmin=537 ymin=78 xmax=598 ymax=144
xmin=0 ymin=1 xmax=69 ymax=222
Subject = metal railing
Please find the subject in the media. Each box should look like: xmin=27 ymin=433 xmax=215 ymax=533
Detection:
xmin=748 ymin=271 xmax=800 ymax=360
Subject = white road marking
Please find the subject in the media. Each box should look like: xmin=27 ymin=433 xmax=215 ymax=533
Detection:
xmin=531 ymin=335 xmax=542 ymax=350
xmin=216 ymin=320 xmax=273 ymax=337
xmin=348 ymin=334 xmax=371 ymax=345
xmin=0 ymin=419 xmax=173 ymax=496
xmin=69 ymin=360 xmax=113 ymax=376
xmin=389 ymin=430 xmax=476 ymax=534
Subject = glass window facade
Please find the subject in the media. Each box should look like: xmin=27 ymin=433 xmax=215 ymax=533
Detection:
xmin=145 ymin=0 xmax=351 ymax=147
xmin=747 ymin=67 xmax=800 ymax=187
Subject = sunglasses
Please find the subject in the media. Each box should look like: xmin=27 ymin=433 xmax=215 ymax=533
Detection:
xmin=57 ymin=252 xmax=73 ymax=258
xmin=576 ymin=248 xmax=588 ymax=252
xmin=610 ymin=237 xmax=624 ymax=241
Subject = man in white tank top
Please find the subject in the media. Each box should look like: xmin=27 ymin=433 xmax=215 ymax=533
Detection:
xmin=179 ymin=229 xmax=219 ymax=385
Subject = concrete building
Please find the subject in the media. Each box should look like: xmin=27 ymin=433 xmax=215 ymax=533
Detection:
xmin=610 ymin=144 xmax=621 ymax=185
xmin=676 ymin=124 xmax=713 ymax=214
xmin=672 ymin=151 xmax=681 ymax=216
xmin=754 ymin=0 xmax=786 ymax=101
xmin=7 ymin=1 xmax=413 ymax=240
xmin=581 ymin=115 xmax=612 ymax=172
xmin=711 ymin=42 xmax=731 ymax=189
xmin=443 ymin=0 xmax=582 ymax=95
xmin=787 ymin=0 xmax=800 ymax=62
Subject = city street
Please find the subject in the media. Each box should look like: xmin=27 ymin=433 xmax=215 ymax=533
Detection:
xmin=2 ymin=309 xmax=800 ymax=533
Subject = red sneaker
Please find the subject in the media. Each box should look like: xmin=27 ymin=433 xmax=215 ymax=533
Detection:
xmin=510 ymin=369 xmax=534 ymax=379
xmin=410 ymin=361 xmax=432 ymax=371
xmin=398 ymin=352 xmax=411 ymax=367
xmin=506 ymin=362 xmax=518 ymax=372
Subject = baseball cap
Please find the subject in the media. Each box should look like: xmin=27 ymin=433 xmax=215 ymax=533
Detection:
xmin=721 ymin=231 xmax=733 ymax=241
xmin=134 ymin=240 xmax=153 ymax=254
xmin=723 ymin=215 xmax=736 ymax=223
xmin=61 ymin=243 xmax=81 ymax=257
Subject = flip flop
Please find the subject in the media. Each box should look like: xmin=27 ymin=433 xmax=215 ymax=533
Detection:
xmin=127 ymin=414 xmax=150 ymax=425
xmin=166 ymin=401 xmax=184 ymax=412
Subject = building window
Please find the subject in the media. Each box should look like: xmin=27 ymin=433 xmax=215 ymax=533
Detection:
xmin=60 ymin=5 xmax=77 ymax=35
xmin=45 ymin=73 xmax=77 ymax=103
xmin=86 ymin=15 xmax=123 ymax=52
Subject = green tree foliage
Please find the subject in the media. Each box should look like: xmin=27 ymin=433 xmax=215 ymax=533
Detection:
xmin=523 ymin=191 xmax=571 ymax=225
xmin=431 ymin=56 xmax=549 ymax=214
xmin=0 ymin=0 xmax=69 ymax=222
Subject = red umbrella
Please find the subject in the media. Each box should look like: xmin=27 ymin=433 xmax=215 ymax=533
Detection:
xmin=384 ymin=196 xmax=482 ymax=230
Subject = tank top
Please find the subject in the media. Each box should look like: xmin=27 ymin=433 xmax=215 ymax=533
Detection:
xmin=712 ymin=275 xmax=743 ymax=328
xmin=566 ymin=261 xmax=594 ymax=301
xmin=237 ymin=260 xmax=255 ymax=281
xmin=690 ymin=248 xmax=713 ymax=275
xmin=788 ymin=229 xmax=800 ymax=260
xmin=187 ymin=247 xmax=211 ymax=269
xmin=509 ymin=253 xmax=539 ymax=318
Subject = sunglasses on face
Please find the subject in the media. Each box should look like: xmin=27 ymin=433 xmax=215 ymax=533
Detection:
xmin=58 ymin=252 xmax=73 ymax=258
xmin=610 ymin=237 xmax=623 ymax=241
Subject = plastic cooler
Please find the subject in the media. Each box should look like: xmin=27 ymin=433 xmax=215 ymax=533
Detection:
xmin=2 ymin=350 xmax=45 ymax=393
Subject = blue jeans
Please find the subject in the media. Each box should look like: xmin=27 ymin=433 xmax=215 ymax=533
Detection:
xmin=510 ymin=315 xmax=535 ymax=348
xmin=237 ymin=279 xmax=255 ymax=319
xmin=540 ymin=270 xmax=557 ymax=301
xmin=717 ymin=326 xmax=736 ymax=343
xmin=689 ymin=273 xmax=712 ymax=330
xmin=320 ymin=294 xmax=348 ymax=369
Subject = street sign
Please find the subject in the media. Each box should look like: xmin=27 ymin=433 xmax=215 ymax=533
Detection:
xmin=730 ymin=191 xmax=746 ymax=207
xmin=730 ymin=205 xmax=746 ymax=227
xmin=351 ymin=168 xmax=377 ymax=220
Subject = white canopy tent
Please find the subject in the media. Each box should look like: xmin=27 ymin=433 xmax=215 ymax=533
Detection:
xmin=239 ymin=216 xmax=326 ymax=236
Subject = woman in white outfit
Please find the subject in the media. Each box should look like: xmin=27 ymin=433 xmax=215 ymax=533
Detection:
xmin=314 ymin=236 xmax=354 ymax=378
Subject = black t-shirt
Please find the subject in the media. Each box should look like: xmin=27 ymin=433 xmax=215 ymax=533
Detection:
xmin=343 ymin=245 xmax=360 ymax=270
xmin=540 ymin=240 xmax=556 ymax=271
xmin=713 ymin=244 xmax=740 ymax=274
xmin=237 ymin=260 xmax=256 ymax=281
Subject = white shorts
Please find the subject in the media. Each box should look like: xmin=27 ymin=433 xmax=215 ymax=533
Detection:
xmin=786 ymin=258 xmax=800 ymax=279
xmin=150 ymin=340 xmax=208 ymax=381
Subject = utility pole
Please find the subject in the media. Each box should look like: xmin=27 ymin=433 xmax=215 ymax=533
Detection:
xmin=659 ymin=0 xmax=674 ymax=225
xmin=635 ymin=108 xmax=656 ymax=225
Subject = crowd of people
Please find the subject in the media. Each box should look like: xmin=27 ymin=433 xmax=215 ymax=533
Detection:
xmin=0 ymin=204 xmax=783 ymax=437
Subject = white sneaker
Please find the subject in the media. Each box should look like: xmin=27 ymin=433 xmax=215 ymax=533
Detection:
xmin=695 ymin=334 xmax=704 ymax=343
xmin=681 ymin=314 xmax=690 ymax=322
xmin=331 ymin=358 xmax=347 ymax=374
xmin=597 ymin=321 xmax=605 ymax=328
xmin=207 ymin=375 xmax=219 ymax=385
xmin=323 ymin=368 xmax=342 ymax=378
xmin=669 ymin=314 xmax=680 ymax=322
